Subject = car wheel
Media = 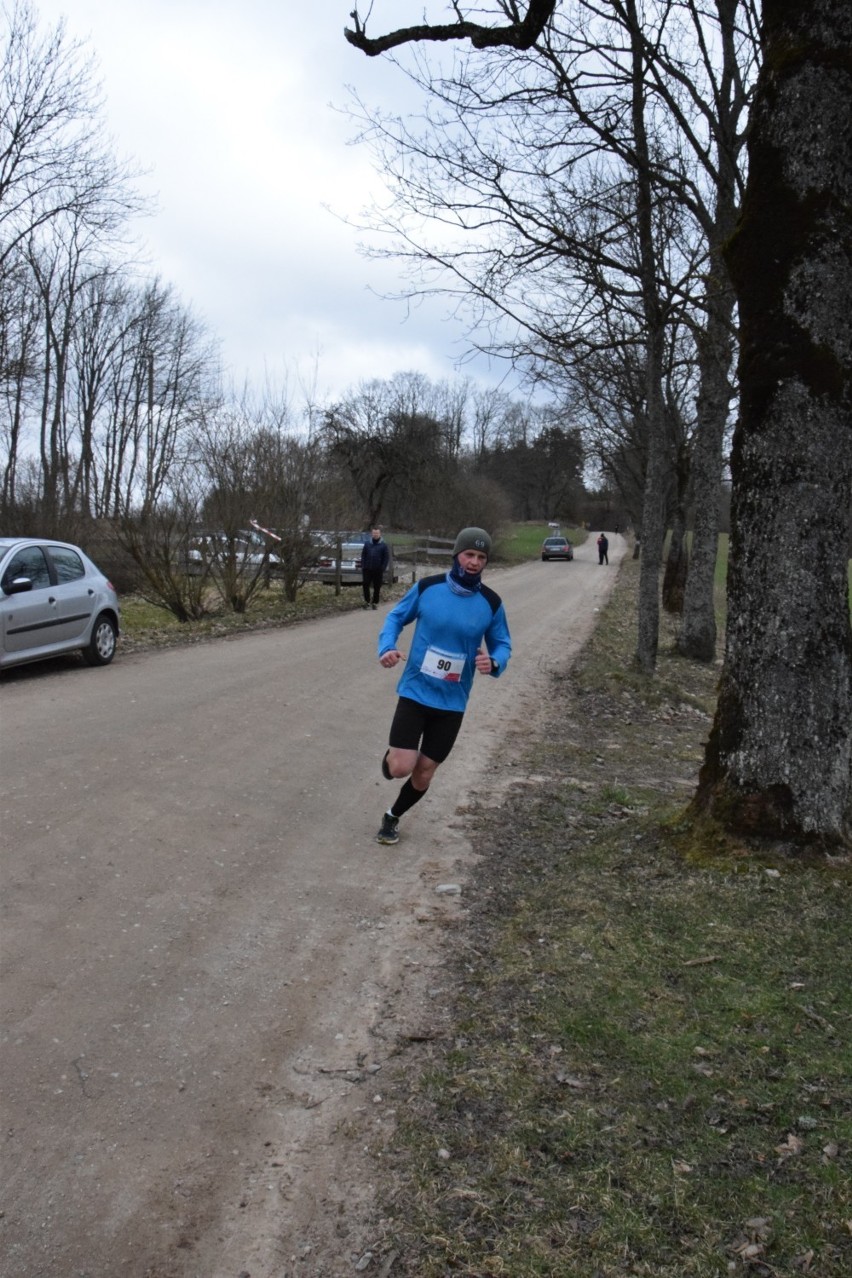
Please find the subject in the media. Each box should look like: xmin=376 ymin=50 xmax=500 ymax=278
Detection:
xmin=83 ymin=613 xmax=117 ymax=666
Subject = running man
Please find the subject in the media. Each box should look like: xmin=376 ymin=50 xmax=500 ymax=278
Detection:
xmin=374 ymin=527 xmax=512 ymax=845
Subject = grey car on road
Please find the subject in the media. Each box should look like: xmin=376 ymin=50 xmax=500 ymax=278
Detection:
xmin=0 ymin=537 xmax=120 ymax=671
xmin=541 ymin=535 xmax=574 ymax=561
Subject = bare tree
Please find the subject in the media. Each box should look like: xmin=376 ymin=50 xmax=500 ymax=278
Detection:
xmin=240 ymin=397 xmax=327 ymax=602
xmin=24 ymin=214 xmax=110 ymax=527
xmin=193 ymin=410 xmax=283 ymax=614
xmin=341 ymin=1 xmax=757 ymax=670
xmin=694 ymin=0 xmax=852 ymax=845
xmin=342 ymin=1 xmax=851 ymax=846
xmin=345 ymin=1 xmax=557 ymax=56
xmin=322 ymin=375 xmax=444 ymax=526
xmin=12 ymin=246 xmax=216 ymax=526
xmin=67 ymin=265 xmax=133 ymax=516
xmin=1 ymin=0 xmax=149 ymax=530
xmin=621 ymin=0 xmax=669 ymax=671
xmin=117 ymin=481 xmax=212 ymax=624
xmin=647 ymin=0 xmax=757 ymax=658
xmin=0 ymin=1 xmax=143 ymax=266
xmin=468 ymin=385 xmax=514 ymax=462
xmin=0 ymin=247 xmax=40 ymax=516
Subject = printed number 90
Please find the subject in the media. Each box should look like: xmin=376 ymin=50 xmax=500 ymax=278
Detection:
xmin=437 ymin=658 xmax=452 ymax=671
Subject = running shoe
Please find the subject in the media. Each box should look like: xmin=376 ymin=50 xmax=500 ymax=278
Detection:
xmin=376 ymin=812 xmax=400 ymax=845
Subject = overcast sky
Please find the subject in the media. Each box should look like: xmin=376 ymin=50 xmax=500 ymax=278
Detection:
xmin=33 ymin=0 xmax=511 ymax=404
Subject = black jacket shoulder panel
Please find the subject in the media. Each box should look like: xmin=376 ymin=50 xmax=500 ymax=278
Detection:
xmin=417 ymin=574 xmax=501 ymax=615
xmin=480 ymin=582 xmax=502 ymax=615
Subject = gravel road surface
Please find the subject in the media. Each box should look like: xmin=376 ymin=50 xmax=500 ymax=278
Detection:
xmin=1 ymin=538 xmax=625 ymax=1277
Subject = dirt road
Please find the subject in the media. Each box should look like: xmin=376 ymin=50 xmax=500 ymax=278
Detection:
xmin=1 ymin=538 xmax=625 ymax=1277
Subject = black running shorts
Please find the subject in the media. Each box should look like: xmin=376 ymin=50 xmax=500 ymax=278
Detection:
xmin=388 ymin=696 xmax=464 ymax=764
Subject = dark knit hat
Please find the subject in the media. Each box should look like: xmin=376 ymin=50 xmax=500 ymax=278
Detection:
xmin=453 ymin=527 xmax=492 ymax=559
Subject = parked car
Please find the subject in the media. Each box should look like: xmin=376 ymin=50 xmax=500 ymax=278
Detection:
xmin=186 ymin=531 xmax=281 ymax=573
xmin=303 ymin=532 xmax=399 ymax=586
xmin=541 ymin=535 xmax=574 ymax=561
xmin=308 ymin=532 xmax=371 ymax=585
xmin=312 ymin=535 xmax=367 ymax=585
xmin=0 ymin=537 xmax=120 ymax=671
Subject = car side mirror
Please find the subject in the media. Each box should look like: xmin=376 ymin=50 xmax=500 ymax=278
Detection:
xmin=3 ymin=575 xmax=34 ymax=595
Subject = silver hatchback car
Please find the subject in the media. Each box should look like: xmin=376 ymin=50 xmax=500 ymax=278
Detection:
xmin=0 ymin=537 xmax=120 ymax=671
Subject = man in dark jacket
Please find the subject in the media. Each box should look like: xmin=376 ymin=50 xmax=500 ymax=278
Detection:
xmin=360 ymin=527 xmax=390 ymax=609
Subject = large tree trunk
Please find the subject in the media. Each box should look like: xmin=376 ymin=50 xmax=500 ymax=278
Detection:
xmin=694 ymin=0 xmax=852 ymax=844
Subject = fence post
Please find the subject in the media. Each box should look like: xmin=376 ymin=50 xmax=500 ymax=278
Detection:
xmin=334 ymin=536 xmax=342 ymax=595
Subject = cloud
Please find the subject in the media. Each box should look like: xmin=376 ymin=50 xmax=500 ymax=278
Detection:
xmin=34 ymin=0 xmax=510 ymax=401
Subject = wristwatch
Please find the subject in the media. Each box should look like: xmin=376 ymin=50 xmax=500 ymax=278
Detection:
xmin=490 ymin=658 xmax=499 ymax=674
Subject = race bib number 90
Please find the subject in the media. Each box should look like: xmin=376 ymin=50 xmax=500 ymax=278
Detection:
xmin=421 ymin=646 xmax=466 ymax=682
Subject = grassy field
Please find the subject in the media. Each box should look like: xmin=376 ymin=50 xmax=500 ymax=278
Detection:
xmin=118 ymin=579 xmax=370 ymax=650
xmin=367 ymin=550 xmax=851 ymax=1278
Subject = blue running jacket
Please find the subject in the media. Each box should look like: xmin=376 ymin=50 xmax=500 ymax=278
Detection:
xmin=377 ymin=573 xmax=512 ymax=712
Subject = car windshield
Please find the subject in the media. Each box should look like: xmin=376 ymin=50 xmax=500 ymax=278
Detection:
xmin=545 ymin=538 xmax=566 ymax=546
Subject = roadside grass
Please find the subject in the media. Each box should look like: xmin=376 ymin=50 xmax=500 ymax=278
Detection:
xmin=118 ymin=580 xmax=401 ymax=651
xmin=376 ymin=552 xmax=851 ymax=1278
xmin=114 ymin=525 xmax=851 ymax=1273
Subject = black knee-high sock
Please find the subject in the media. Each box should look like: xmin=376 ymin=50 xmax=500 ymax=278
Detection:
xmin=390 ymin=778 xmax=428 ymax=819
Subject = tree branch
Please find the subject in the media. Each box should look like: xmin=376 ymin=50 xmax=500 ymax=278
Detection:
xmin=345 ymin=1 xmax=558 ymax=56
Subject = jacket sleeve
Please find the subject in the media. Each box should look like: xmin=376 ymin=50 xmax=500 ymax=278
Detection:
xmin=484 ymin=604 xmax=512 ymax=676
xmin=377 ymin=583 xmax=420 ymax=656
